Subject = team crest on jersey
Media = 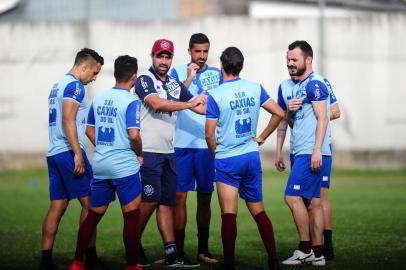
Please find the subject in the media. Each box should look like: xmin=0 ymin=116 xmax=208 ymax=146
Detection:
xmin=166 ymin=81 xmax=180 ymax=98
xmin=144 ymin=185 xmax=154 ymax=196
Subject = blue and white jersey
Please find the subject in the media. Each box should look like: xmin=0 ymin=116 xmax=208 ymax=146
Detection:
xmin=133 ymin=67 xmax=194 ymax=153
xmin=170 ymin=64 xmax=222 ymax=148
xmin=206 ymin=78 xmax=272 ymax=159
xmin=290 ymin=72 xmax=331 ymax=156
xmin=87 ymin=87 xmax=141 ymax=179
xmin=47 ymin=74 xmax=87 ymax=157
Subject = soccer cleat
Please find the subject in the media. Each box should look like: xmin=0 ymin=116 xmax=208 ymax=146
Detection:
xmin=69 ymin=261 xmax=85 ymax=270
xmin=85 ymin=256 xmax=109 ymax=270
xmin=312 ymin=255 xmax=326 ymax=266
xmin=39 ymin=262 xmax=58 ymax=270
xmin=324 ymin=248 xmax=335 ymax=260
xmin=197 ymin=252 xmax=219 ymax=264
xmin=281 ymin=249 xmax=315 ymax=266
xmin=164 ymin=256 xmax=200 ymax=268
xmin=268 ymin=257 xmax=281 ymax=270
xmin=137 ymin=246 xmax=151 ymax=267
xmin=124 ymin=265 xmax=143 ymax=270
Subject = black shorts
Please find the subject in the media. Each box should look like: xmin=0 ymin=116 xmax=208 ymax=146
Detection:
xmin=140 ymin=152 xmax=177 ymax=206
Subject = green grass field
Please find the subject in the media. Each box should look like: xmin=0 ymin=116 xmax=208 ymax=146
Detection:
xmin=0 ymin=168 xmax=405 ymax=270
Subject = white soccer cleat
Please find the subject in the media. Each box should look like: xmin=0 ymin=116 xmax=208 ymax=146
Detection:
xmin=281 ymin=249 xmax=315 ymax=266
xmin=312 ymin=255 xmax=326 ymax=266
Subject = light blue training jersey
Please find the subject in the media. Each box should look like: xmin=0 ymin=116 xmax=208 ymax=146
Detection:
xmin=87 ymin=88 xmax=141 ymax=179
xmin=277 ymin=77 xmax=338 ymax=155
xmin=47 ymin=73 xmax=87 ymax=157
xmin=206 ymin=78 xmax=271 ymax=159
xmin=170 ymin=64 xmax=222 ymax=148
xmin=289 ymin=72 xmax=331 ymax=156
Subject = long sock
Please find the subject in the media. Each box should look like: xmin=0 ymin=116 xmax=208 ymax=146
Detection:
xmin=221 ymin=213 xmax=237 ymax=266
xmin=197 ymin=226 xmax=209 ymax=254
xmin=85 ymin=246 xmax=97 ymax=262
xmin=298 ymin=241 xmax=312 ymax=254
xmin=123 ymin=209 xmax=140 ymax=266
xmin=312 ymin=245 xmax=324 ymax=257
xmin=254 ymin=211 xmax=277 ymax=258
xmin=41 ymin=249 xmax=53 ymax=265
xmin=175 ymin=229 xmax=185 ymax=257
xmin=323 ymin=230 xmax=333 ymax=250
xmin=164 ymin=242 xmax=178 ymax=263
xmin=74 ymin=210 xmax=103 ymax=261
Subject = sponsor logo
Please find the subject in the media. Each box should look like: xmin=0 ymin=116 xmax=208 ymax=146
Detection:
xmin=322 ymin=176 xmax=329 ymax=181
xmin=293 ymin=185 xmax=301 ymax=190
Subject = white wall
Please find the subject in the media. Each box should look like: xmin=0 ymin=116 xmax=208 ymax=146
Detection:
xmin=1 ymin=14 xmax=405 ymax=155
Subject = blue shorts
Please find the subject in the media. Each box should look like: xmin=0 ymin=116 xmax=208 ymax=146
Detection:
xmin=140 ymin=152 xmax=177 ymax=206
xmin=175 ymin=148 xmax=215 ymax=193
xmin=215 ymin=151 xmax=263 ymax=202
xmin=46 ymin=149 xmax=92 ymax=200
xmin=320 ymin=156 xmax=332 ymax=188
xmin=290 ymin=153 xmax=295 ymax=169
xmin=90 ymin=172 xmax=142 ymax=208
xmin=285 ymin=154 xmax=330 ymax=199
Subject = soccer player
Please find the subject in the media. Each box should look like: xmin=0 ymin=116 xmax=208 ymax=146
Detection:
xmin=275 ymin=50 xmax=340 ymax=261
xmin=133 ymin=38 xmax=206 ymax=267
xmin=41 ymin=48 xmax=103 ymax=270
xmin=170 ymin=33 xmax=222 ymax=264
xmin=69 ymin=55 xmax=143 ymax=270
xmin=205 ymin=47 xmax=284 ymax=270
xmin=280 ymin=40 xmax=332 ymax=266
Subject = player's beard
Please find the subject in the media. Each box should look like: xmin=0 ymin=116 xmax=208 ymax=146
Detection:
xmin=154 ymin=63 xmax=169 ymax=77
xmin=288 ymin=64 xmax=306 ymax=77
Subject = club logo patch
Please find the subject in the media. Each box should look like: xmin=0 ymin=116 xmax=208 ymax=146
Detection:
xmin=160 ymin=40 xmax=170 ymax=49
xmin=144 ymin=185 xmax=154 ymax=196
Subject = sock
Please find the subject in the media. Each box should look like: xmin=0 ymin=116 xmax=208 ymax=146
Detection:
xmin=298 ymin=241 xmax=312 ymax=254
xmin=41 ymin=249 xmax=53 ymax=265
xmin=123 ymin=209 xmax=140 ymax=266
xmin=164 ymin=242 xmax=178 ymax=263
xmin=312 ymin=245 xmax=324 ymax=257
xmin=74 ymin=210 xmax=103 ymax=261
xmin=197 ymin=226 xmax=209 ymax=254
xmin=85 ymin=246 xmax=97 ymax=262
xmin=254 ymin=211 xmax=277 ymax=258
xmin=323 ymin=229 xmax=333 ymax=250
xmin=221 ymin=213 xmax=237 ymax=266
xmin=175 ymin=229 xmax=185 ymax=257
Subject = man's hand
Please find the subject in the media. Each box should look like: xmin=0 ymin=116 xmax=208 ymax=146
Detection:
xmin=137 ymin=155 xmax=144 ymax=166
xmin=187 ymin=63 xmax=199 ymax=80
xmin=254 ymin=137 xmax=265 ymax=146
xmin=190 ymin=92 xmax=207 ymax=107
xmin=73 ymin=152 xmax=85 ymax=177
xmin=274 ymin=153 xmax=286 ymax=172
xmin=311 ymin=148 xmax=322 ymax=172
xmin=288 ymin=97 xmax=302 ymax=111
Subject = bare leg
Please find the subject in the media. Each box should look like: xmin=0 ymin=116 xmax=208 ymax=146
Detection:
xmin=42 ymin=199 xmax=69 ymax=250
xmin=284 ymin=196 xmax=310 ymax=241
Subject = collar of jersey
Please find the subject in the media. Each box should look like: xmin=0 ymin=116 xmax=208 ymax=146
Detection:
xmin=149 ymin=66 xmax=169 ymax=82
xmin=298 ymin=71 xmax=314 ymax=85
xmin=223 ymin=77 xmax=241 ymax=84
xmin=112 ymin=87 xmax=128 ymax=91
xmin=66 ymin=73 xmax=78 ymax=80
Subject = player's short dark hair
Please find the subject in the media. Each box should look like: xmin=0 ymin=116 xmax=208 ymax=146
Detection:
xmin=74 ymin=48 xmax=104 ymax=66
xmin=189 ymin=33 xmax=210 ymax=49
xmin=114 ymin=55 xmax=138 ymax=82
xmin=220 ymin=47 xmax=244 ymax=76
xmin=288 ymin=40 xmax=313 ymax=58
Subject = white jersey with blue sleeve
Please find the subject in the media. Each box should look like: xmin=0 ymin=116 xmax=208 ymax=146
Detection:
xmin=47 ymin=74 xmax=87 ymax=157
xmin=291 ymin=72 xmax=332 ymax=156
xmin=206 ymin=78 xmax=271 ymax=159
xmin=170 ymin=64 xmax=222 ymax=148
xmin=277 ymin=79 xmax=297 ymax=154
xmin=132 ymin=67 xmax=194 ymax=153
xmin=87 ymin=88 xmax=141 ymax=179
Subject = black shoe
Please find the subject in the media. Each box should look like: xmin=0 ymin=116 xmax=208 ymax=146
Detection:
xmin=85 ymin=256 xmax=108 ymax=270
xmin=216 ymin=263 xmax=236 ymax=270
xmin=137 ymin=246 xmax=151 ymax=267
xmin=39 ymin=262 xmax=58 ymax=270
xmin=268 ymin=257 xmax=281 ymax=270
xmin=324 ymin=248 xmax=335 ymax=260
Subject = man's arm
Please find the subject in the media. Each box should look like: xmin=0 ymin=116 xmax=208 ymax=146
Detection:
xmin=183 ymin=63 xmax=199 ymax=89
xmin=128 ymin=128 xmax=143 ymax=166
xmin=62 ymin=100 xmax=84 ymax=176
xmin=330 ymin=103 xmax=341 ymax=120
xmin=205 ymin=119 xmax=217 ymax=157
xmin=275 ymin=118 xmax=288 ymax=171
xmin=144 ymin=94 xmax=205 ymax=113
xmin=85 ymin=126 xmax=95 ymax=146
xmin=312 ymin=101 xmax=328 ymax=172
xmin=255 ymin=99 xmax=284 ymax=145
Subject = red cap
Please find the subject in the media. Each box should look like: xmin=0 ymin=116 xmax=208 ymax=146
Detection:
xmin=151 ymin=39 xmax=174 ymax=56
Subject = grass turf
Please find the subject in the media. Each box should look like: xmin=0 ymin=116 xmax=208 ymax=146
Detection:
xmin=0 ymin=168 xmax=405 ymax=270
